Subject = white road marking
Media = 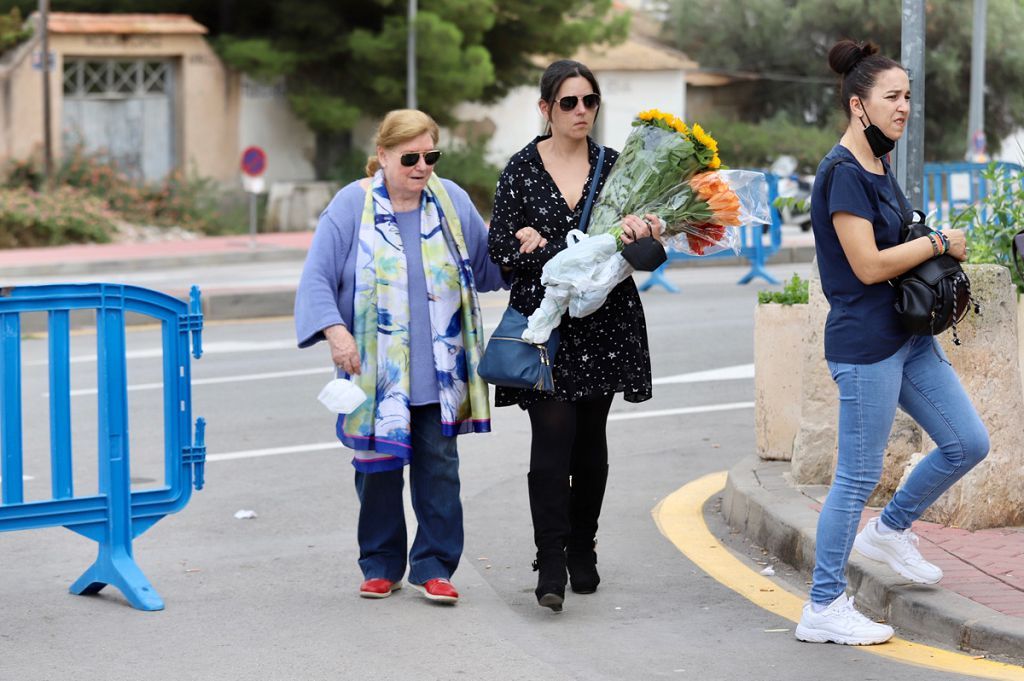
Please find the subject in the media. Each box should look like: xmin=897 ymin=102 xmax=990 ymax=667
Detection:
xmin=29 ymin=339 xmax=299 ymax=366
xmin=607 ymin=401 xmax=754 ymax=421
xmin=206 ymin=401 xmax=754 ymax=463
xmin=64 ymin=366 xmax=330 ymax=397
xmin=61 ymin=362 xmax=753 ymax=398
xmin=652 ymin=364 xmax=754 ymax=385
xmin=207 ymin=442 xmax=341 ymax=462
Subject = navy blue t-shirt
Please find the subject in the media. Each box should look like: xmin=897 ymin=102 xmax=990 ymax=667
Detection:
xmin=810 ymin=145 xmax=911 ymax=364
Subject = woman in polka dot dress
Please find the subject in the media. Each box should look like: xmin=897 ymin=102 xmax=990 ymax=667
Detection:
xmin=487 ymin=59 xmax=656 ymax=612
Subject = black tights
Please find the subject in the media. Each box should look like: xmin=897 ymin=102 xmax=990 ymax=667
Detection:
xmin=526 ymin=394 xmax=614 ymax=553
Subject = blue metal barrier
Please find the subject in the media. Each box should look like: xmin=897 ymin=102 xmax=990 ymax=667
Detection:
xmin=0 ymin=283 xmax=205 ymax=611
xmin=923 ymin=161 xmax=1024 ymax=226
xmin=639 ymin=171 xmax=782 ymax=292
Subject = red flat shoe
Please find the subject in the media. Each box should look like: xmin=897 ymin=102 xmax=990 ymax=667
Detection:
xmin=359 ymin=578 xmax=402 ymax=599
xmin=411 ymin=578 xmax=459 ymax=604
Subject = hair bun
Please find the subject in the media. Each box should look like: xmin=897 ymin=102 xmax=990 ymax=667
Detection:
xmin=828 ymin=39 xmax=879 ymax=76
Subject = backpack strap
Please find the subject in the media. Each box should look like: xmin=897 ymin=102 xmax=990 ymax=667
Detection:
xmin=578 ymin=144 xmax=605 ymax=232
xmin=1014 ymin=230 xmax=1024 ymax=281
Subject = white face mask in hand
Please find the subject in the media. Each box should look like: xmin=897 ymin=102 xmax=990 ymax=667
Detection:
xmin=317 ymin=378 xmax=368 ymax=414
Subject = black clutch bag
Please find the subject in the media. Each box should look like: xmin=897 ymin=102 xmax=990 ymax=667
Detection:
xmin=621 ymin=236 xmax=667 ymax=271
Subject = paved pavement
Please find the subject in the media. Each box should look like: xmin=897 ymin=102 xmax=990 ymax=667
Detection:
xmin=725 ymin=456 xmax=1024 ymax=661
xmin=1 ymin=227 xmax=1021 ymax=667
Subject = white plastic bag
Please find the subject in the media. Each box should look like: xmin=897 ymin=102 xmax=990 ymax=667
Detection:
xmin=569 ymin=253 xmax=634 ymax=318
xmin=317 ymin=378 xmax=368 ymax=414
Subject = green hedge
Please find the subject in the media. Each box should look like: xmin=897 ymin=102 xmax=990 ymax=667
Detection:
xmin=703 ymin=115 xmax=839 ymax=174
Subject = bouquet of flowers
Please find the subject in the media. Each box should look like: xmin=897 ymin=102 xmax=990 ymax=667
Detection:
xmin=521 ymin=110 xmax=770 ymax=344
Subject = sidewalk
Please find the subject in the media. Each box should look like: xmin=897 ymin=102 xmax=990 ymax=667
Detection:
xmin=724 ymin=455 xmax=1024 ymax=661
xmin=0 ymin=229 xmax=815 ymax=326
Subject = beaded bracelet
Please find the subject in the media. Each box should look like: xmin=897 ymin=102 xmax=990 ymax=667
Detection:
xmin=926 ymin=233 xmax=940 ymax=257
xmin=928 ymin=230 xmax=947 ymax=255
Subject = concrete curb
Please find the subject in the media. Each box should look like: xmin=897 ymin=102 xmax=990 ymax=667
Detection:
xmin=0 ymin=247 xmax=309 ymax=278
xmin=15 ymin=287 xmax=298 ymax=334
xmin=1 ymin=244 xmax=815 ymax=279
xmin=722 ymin=455 xmax=1024 ymax=661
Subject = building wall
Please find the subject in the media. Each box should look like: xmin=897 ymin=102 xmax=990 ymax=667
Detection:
xmin=0 ymin=31 xmax=242 ymax=183
xmin=0 ymin=37 xmax=48 ymax=165
xmin=595 ymin=70 xmax=685 ymax=151
xmin=239 ymin=75 xmax=316 ymax=184
xmin=454 ymin=69 xmax=685 ymax=167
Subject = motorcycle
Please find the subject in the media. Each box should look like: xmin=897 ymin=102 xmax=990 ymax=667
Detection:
xmin=771 ymin=155 xmax=814 ymax=232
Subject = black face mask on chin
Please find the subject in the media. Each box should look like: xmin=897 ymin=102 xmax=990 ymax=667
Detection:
xmin=859 ymin=111 xmax=895 ymax=158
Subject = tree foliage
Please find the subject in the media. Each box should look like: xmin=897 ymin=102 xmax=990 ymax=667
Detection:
xmin=8 ymin=0 xmax=627 ymax=133
xmin=669 ymin=0 xmax=1024 ymax=160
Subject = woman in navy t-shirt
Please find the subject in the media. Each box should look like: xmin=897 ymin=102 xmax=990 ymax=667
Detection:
xmin=795 ymin=39 xmax=989 ymax=647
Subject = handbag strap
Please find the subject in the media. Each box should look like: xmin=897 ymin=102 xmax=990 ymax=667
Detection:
xmin=882 ymin=162 xmax=915 ymax=223
xmin=578 ymin=144 xmax=605 ymax=232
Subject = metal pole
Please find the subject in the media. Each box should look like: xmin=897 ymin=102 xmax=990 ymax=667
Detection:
xmin=407 ymin=0 xmax=417 ymax=109
xmin=896 ymin=0 xmax=926 ymax=207
xmin=966 ymin=0 xmax=987 ymax=160
xmin=40 ymin=0 xmax=52 ymax=182
xmin=248 ymin=191 xmax=257 ymax=248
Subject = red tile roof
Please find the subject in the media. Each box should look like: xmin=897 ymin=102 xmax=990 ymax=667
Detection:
xmin=48 ymin=12 xmax=207 ymax=35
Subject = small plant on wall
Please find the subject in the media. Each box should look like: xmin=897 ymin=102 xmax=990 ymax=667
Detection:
xmin=758 ymin=272 xmax=809 ymax=305
xmin=950 ymin=163 xmax=1024 ymax=294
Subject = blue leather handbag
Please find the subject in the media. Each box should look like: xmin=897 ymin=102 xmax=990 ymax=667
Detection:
xmin=477 ymin=308 xmax=559 ymax=391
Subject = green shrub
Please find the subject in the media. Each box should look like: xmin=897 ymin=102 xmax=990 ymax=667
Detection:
xmin=704 ymin=114 xmax=838 ymax=174
xmin=4 ymin=147 xmax=246 ymax=239
xmin=328 ymin=134 xmax=502 ymax=218
xmin=0 ymin=8 xmax=31 ymax=54
xmin=0 ymin=187 xmax=115 ymax=247
xmin=758 ymin=272 xmax=809 ymax=305
xmin=434 ymin=135 xmax=501 ymax=217
xmin=951 ymin=163 xmax=1024 ymax=294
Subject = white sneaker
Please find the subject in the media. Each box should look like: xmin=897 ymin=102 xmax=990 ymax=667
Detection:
xmin=854 ymin=517 xmax=943 ymax=584
xmin=795 ymin=594 xmax=894 ymax=645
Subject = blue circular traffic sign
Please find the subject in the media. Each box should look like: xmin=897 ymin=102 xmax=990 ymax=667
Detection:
xmin=241 ymin=146 xmax=267 ymax=177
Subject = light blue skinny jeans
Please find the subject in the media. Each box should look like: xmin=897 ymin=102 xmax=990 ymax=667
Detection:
xmin=810 ymin=335 xmax=989 ymax=605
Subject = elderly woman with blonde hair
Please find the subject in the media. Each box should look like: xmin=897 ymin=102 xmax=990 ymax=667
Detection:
xmin=295 ymin=109 xmax=509 ymax=604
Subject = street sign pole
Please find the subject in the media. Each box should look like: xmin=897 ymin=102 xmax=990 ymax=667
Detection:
xmin=407 ymin=0 xmax=417 ymax=109
xmin=248 ymin=191 xmax=258 ymax=247
xmin=240 ymin=146 xmax=268 ymax=248
xmin=896 ymin=0 xmax=926 ymax=207
xmin=966 ymin=0 xmax=987 ymax=161
xmin=40 ymin=0 xmax=52 ymax=183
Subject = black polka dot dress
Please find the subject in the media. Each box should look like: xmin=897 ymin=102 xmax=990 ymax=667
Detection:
xmin=487 ymin=135 xmax=653 ymax=409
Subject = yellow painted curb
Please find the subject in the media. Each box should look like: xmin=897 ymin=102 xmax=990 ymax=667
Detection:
xmin=652 ymin=471 xmax=1024 ymax=680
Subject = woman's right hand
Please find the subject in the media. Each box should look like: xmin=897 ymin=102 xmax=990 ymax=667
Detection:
xmin=325 ymin=324 xmax=360 ymax=375
xmin=515 ymin=226 xmax=548 ymax=253
xmin=940 ymin=228 xmax=968 ymax=262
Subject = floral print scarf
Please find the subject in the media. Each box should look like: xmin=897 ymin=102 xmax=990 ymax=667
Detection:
xmin=339 ymin=171 xmax=490 ymax=472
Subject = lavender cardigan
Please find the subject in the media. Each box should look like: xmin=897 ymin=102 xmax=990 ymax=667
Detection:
xmin=294 ymin=178 xmax=507 ymax=399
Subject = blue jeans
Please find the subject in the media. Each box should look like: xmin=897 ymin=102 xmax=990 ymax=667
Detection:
xmin=354 ymin=404 xmax=463 ymax=585
xmin=810 ymin=335 xmax=989 ymax=605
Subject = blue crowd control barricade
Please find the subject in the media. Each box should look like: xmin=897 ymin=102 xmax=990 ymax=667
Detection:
xmin=639 ymin=171 xmax=782 ymax=292
xmin=0 ymin=283 xmax=205 ymax=611
xmin=923 ymin=161 xmax=1024 ymax=226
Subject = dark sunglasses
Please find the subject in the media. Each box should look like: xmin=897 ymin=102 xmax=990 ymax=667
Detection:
xmin=399 ymin=150 xmax=442 ymax=167
xmin=557 ymin=93 xmax=601 ymax=112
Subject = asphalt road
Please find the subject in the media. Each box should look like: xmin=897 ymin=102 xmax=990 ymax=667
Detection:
xmin=0 ymin=262 xmax=980 ymax=680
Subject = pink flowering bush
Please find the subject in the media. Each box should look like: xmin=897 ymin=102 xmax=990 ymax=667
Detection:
xmin=0 ymin=186 xmax=115 ymax=247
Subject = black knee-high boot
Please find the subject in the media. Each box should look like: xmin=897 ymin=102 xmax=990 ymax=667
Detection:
xmin=567 ymin=463 xmax=608 ymax=594
xmin=528 ymin=472 xmax=569 ymax=610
